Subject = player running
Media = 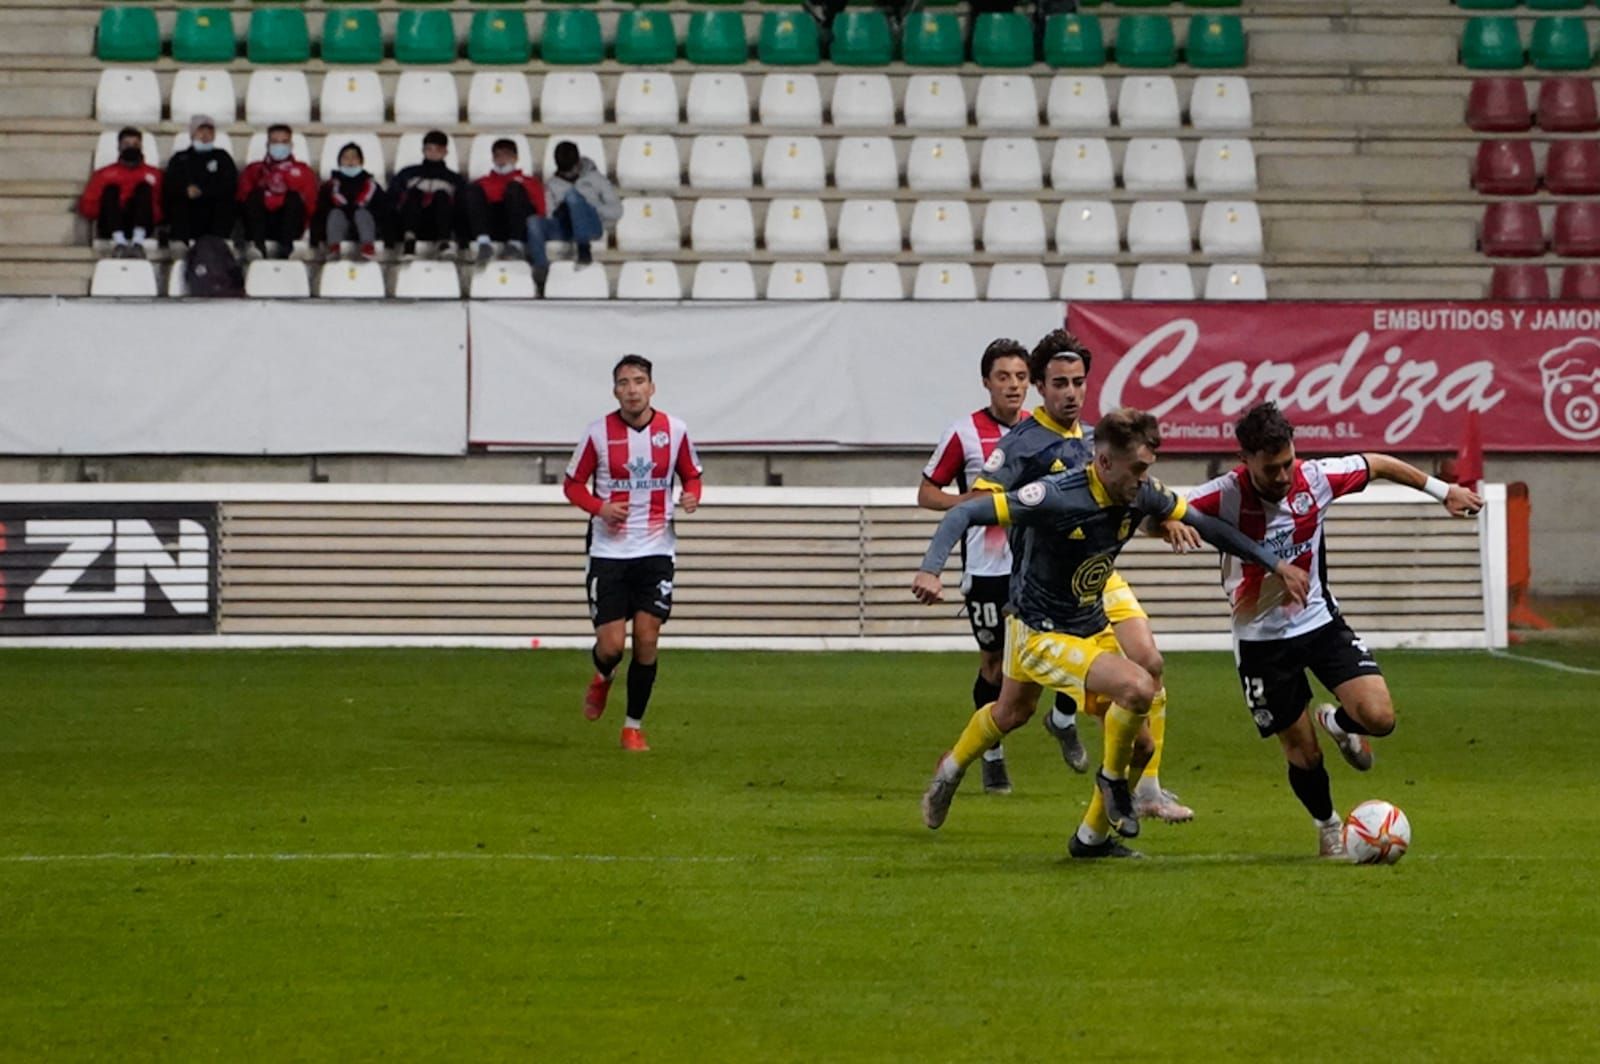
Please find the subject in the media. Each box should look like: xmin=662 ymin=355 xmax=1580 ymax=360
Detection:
xmin=913 ymin=409 xmax=1310 ymax=857
xmin=1182 ymin=402 xmax=1481 ymax=857
xmin=562 ymin=354 xmax=703 ymax=752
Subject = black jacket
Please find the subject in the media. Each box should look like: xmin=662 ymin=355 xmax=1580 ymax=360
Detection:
xmin=163 ymin=146 xmax=238 ymax=217
xmin=390 ymin=159 xmax=465 ymax=207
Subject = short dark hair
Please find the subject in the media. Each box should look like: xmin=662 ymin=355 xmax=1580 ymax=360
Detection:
xmin=117 ymin=127 xmax=142 ymax=144
xmin=1095 ymin=408 xmax=1162 ymax=454
xmin=980 ymin=339 xmax=1028 ymax=379
xmin=423 ymin=130 xmax=449 ymax=148
xmin=267 ymin=123 xmax=292 ymax=139
xmin=613 ymin=354 xmax=653 ymax=381
xmin=1028 ymin=329 xmax=1093 ymax=384
xmin=1235 ymin=402 xmax=1296 ymax=455
xmin=554 ymin=141 xmax=580 ymax=172
xmin=338 ymin=141 xmax=364 ymax=164
xmin=491 ymin=138 xmax=518 ymax=157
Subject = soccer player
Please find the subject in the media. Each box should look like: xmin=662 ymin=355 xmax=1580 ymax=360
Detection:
xmin=913 ymin=410 xmax=1310 ymax=857
xmin=1183 ymin=402 xmax=1482 ymax=857
xmin=562 ymin=355 xmax=703 ymax=752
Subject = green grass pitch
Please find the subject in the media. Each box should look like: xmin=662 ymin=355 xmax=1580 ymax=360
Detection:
xmin=2 ymin=645 xmax=1598 ymax=1062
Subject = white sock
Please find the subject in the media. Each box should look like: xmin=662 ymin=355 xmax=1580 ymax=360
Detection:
xmin=111 ymin=231 xmax=129 ymax=246
xmin=131 ymin=227 xmax=147 ymax=243
xmin=1134 ymin=775 xmax=1161 ymax=798
xmin=623 ymin=717 xmax=643 ymax=730
xmin=1076 ymin=823 xmax=1106 ymax=846
xmin=476 ymin=235 xmax=491 ymax=246
xmin=981 ymin=744 xmax=1006 ymax=763
xmin=937 ymin=753 xmax=962 ymax=781
xmin=1049 ymin=708 xmax=1076 ymax=731
xmin=1317 ymin=814 xmax=1341 ymax=829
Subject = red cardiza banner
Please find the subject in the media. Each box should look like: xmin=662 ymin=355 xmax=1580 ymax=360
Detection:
xmin=1066 ymin=302 xmax=1600 ymax=452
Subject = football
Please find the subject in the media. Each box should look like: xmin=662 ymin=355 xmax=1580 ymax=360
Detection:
xmin=1343 ymin=799 xmax=1412 ymax=865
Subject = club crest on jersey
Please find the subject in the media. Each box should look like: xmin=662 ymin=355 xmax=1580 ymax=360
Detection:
xmin=1290 ymin=491 xmax=1314 ymax=516
xmin=1118 ymin=516 xmax=1132 ymax=539
xmin=983 ymin=447 xmax=1005 ymax=473
xmin=1018 ymin=482 xmax=1046 ymax=506
xmin=1253 ymin=708 xmax=1274 ymax=729
xmin=627 ymin=456 xmax=656 ymax=480
xmin=651 ymin=430 xmax=670 ymax=448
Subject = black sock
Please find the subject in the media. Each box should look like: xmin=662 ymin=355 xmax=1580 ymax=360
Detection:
xmin=592 ymin=646 xmax=622 ymax=680
xmin=972 ymin=672 xmax=1001 ymax=710
xmin=1053 ymin=691 xmax=1077 ymax=721
xmin=1287 ymin=759 xmax=1334 ymax=822
xmin=626 ymin=660 xmax=658 ymax=722
xmin=1333 ymin=706 xmax=1372 ymax=737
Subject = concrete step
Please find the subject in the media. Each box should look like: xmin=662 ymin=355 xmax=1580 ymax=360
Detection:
xmin=1262 ymin=152 xmax=1468 ymax=191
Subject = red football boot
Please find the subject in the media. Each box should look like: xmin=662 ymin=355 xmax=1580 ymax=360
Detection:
xmin=583 ymin=674 xmax=613 ymax=721
xmin=619 ymin=727 xmax=650 ymax=752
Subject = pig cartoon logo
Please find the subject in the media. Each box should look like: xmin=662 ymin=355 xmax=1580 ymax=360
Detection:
xmin=1539 ymin=339 xmax=1600 ymax=442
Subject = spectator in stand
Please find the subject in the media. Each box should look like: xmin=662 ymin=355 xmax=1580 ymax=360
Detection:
xmin=79 ymin=127 xmax=162 ymax=258
xmin=163 ymin=114 xmax=237 ymax=246
xmin=464 ymin=138 xmax=545 ymax=265
xmin=236 ymin=123 xmax=318 ymax=260
xmin=527 ymin=141 xmax=621 ymax=288
xmin=313 ymin=142 xmax=386 ymax=262
xmin=390 ymin=130 xmax=467 ymax=260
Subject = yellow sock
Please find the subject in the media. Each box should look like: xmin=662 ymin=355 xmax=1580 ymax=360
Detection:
xmin=1143 ymin=688 xmax=1167 ymax=782
xmin=1103 ymin=704 xmax=1146 ymax=780
xmin=951 ymin=704 xmax=1003 ymax=771
xmin=1082 ymin=787 xmax=1113 ymax=840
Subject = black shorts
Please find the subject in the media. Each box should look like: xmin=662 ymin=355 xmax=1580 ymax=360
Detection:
xmin=1234 ymin=615 xmax=1383 ymax=738
xmin=586 ymin=555 xmax=675 ymax=627
xmin=964 ymin=574 xmax=1009 ymax=652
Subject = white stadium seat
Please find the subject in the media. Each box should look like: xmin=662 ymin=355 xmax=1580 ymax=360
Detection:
xmin=830 ymin=74 xmax=895 ymax=128
xmin=171 ymin=130 xmax=235 ymax=158
xmin=759 ymin=74 xmax=824 ymax=129
xmin=170 ymin=69 xmax=236 ymax=126
xmin=836 ymin=200 xmax=902 ymax=255
xmin=616 ymin=135 xmax=682 ymax=192
xmin=467 ymin=133 xmax=532 ymax=182
xmin=686 ymin=72 xmax=750 ymax=127
xmin=833 ymin=137 xmax=899 ymax=192
xmin=979 ymin=137 xmax=1043 ymax=192
xmin=166 ymin=261 xmax=188 ymax=298
xmin=1204 ymin=263 xmax=1268 ymax=300
xmin=839 ymin=262 xmax=904 ymax=300
xmin=1130 ymin=263 xmax=1196 ymax=300
xmin=96 ymin=69 xmax=160 ymax=126
xmin=1046 ymin=75 xmax=1110 ymax=131
xmin=986 ymin=263 xmax=1052 ymax=300
xmin=244 ymin=131 xmax=308 ymax=169
xmin=245 ymin=70 xmax=310 ymax=125
xmin=913 ymin=262 xmax=978 ymax=300
xmin=766 ymin=262 xmax=831 ymax=300
xmin=1193 ymin=138 xmax=1258 ymax=193
xmin=689 ymin=135 xmax=755 ymax=190
xmin=319 ymin=132 xmax=385 ymax=179
xmin=1199 ymin=201 xmax=1264 ymax=256
xmin=1126 ymin=200 xmax=1192 ymax=255
xmin=320 ymin=70 xmax=385 ymax=126
xmin=544 ymin=262 xmax=610 ymax=300
xmin=1050 ymin=138 xmax=1114 ymax=192
xmin=904 ymin=74 xmax=968 ymax=130
xmin=540 ymin=71 xmax=604 ymax=126
xmin=763 ymin=198 xmax=830 ymax=255
xmin=982 ymin=200 xmax=1047 ymax=254
xmin=975 ymin=75 xmax=1039 ymax=131
xmin=690 ymin=198 xmax=757 ymax=253
xmin=90 ymin=259 xmax=158 ymax=298
xmin=614 ymin=72 xmax=679 ymax=128
xmin=95 ymin=129 xmax=160 ymax=170
xmin=1190 ymin=76 xmax=1253 ymax=132
xmin=616 ymin=261 xmax=683 ymax=300
xmin=392 ymin=132 xmax=456 ymax=176
xmin=1060 ymin=262 xmax=1124 ymax=301
xmin=909 ymin=200 xmax=975 ymax=255
xmin=761 ymin=136 xmax=827 ymax=192
xmin=616 ymin=197 xmax=682 ymax=253
xmin=906 ymin=136 xmax=972 ymax=192
xmin=318 ymin=261 xmax=386 ymax=299
xmin=245 ymin=260 xmax=311 ymax=299
xmin=1122 ymin=137 xmax=1188 ymax=192
xmin=392 ymin=260 xmax=460 ymax=299
xmin=467 ymin=72 xmax=533 ymax=127
xmin=691 ymin=261 xmax=758 ymax=300
xmin=1055 ymin=200 xmax=1120 ymax=256
xmin=394 ymin=71 xmax=459 ymax=127
xmin=470 ymin=261 xmax=538 ymax=299
xmin=542 ymin=135 xmax=606 ymax=181
xmin=1116 ymin=76 xmax=1182 ymax=130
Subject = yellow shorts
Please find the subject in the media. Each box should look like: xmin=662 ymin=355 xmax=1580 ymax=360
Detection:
xmin=1103 ymin=570 xmax=1147 ymax=626
xmin=1002 ymin=615 xmax=1122 ymax=707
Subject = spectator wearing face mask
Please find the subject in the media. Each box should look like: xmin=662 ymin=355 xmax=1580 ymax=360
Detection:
xmin=390 ymin=129 xmax=467 ymax=260
xmin=463 ymin=138 xmax=546 ymax=265
xmin=162 ymin=114 xmax=238 ymax=246
xmin=313 ymin=142 xmax=386 ymax=262
xmin=236 ymin=123 xmax=318 ymax=259
xmin=79 ymin=127 xmax=162 ymax=258
xmin=526 ymin=140 xmax=621 ymax=287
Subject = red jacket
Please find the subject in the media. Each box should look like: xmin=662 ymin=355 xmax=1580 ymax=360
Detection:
xmin=79 ymin=162 xmax=164 ymax=223
xmin=237 ymin=156 xmax=320 ymax=229
xmin=474 ymin=170 xmax=546 ymax=215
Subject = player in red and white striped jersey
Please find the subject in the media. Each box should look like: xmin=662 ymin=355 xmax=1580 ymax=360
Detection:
xmin=1183 ymin=402 xmax=1482 ymax=856
xmin=563 ymin=354 xmax=703 ymax=751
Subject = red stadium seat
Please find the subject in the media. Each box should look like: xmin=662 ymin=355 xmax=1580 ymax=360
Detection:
xmin=1536 ymin=76 xmax=1600 ymax=130
xmin=1558 ymin=262 xmax=1600 ymax=298
xmin=1472 ymin=140 xmax=1539 ymax=193
xmin=1489 ymin=263 xmax=1551 ymax=300
xmin=1543 ymin=139 xmax=1600 ymax=193
xmin=1553 ymin=201 xmax=1600 ymax=255
xmin=1467 ymin=77 xmax=1533 ymax=131
xmin=1480 ymin=202 xmax=1546 ymax=256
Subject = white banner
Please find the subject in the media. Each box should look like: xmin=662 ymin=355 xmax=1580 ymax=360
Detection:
xmin=0 ymin=299 xmax=468 ymax=455
xmin=467 ymin=301 xmax=1068 ymax=448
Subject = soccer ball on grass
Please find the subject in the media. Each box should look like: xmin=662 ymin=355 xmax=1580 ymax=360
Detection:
xmin=1342 ymin=799 xmax=1411 ymax=865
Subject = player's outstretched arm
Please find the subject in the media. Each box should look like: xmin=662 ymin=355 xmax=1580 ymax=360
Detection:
xmin=1362 ymin=453 xmax=1483 ymax=516
xmin=911 ymin=494 xmax=1003 ymax=604
xmin=1181 ymin=508 xmax=1311 ymax=606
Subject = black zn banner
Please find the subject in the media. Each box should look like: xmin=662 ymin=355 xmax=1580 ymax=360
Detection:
xmin=0 ymin=503 xmax=218 ymax=635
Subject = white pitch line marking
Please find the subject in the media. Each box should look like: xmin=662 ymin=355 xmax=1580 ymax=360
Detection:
xmin=1488 ymin=648 xmax=1600 ymax=677
xmin=0 ymin=851 xmax=1592 ymax=865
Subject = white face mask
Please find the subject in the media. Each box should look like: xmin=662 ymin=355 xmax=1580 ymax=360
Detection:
xmin=492 ymin=163 xmax=516 ymax=176
xmin=192 ymin=139 xmax=214 ymax=154
xmin=267 ymin=142 xmax=291 ymax=161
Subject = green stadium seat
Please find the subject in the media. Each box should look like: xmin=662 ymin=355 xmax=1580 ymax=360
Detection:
xmin=614 ymin=10 xmax=678 ymax=65
xmin=972 ymin=12 xmax=1034 ymax=67
xmin=1114 ymin=0 xmax=1172 ymax=7
xmin=247 ymin=9 xmax=310 ymax=64
xmin=396 ymin=0 xmax=452 ymax=4
xmin=321 ymin=9 xmax=383 ymax=66
xmin=692 ymin=0 xmax=744 ymax=5
xmin=829 ymin=11 xmax=894 ymax=65
xmin=918 ymin=0 xmax=962 ymax=6
xmin=687 ymin=11 xmax=749 ymax=63
xmin=1184 ymin=0 xmax=1242 ymax=7
xmin=541 ymin=10 xmax=605 ymax=64
xmin=902 ymin=12 xmax=964 ymax=66
xmin=1531 ymin=16 xmax=1593 ymax=68
xmin=395 ymin=9 xmax=456 ymax=63
xmin=173 ymin=9 xmax=237 ymax=64
xmin=1185 ymin=15 xmax=1246 ymax=67
xmin=468 ymin=10 xmax=530 ymax=64
xmin=1460 ymin=17 xmax=1526 ymax=68
xmin=97 ymin=7 xmax=161 ymax=62
xmin=1043 ymin=14 xmax=1105 ymax=67
xmin=758 ymin=12 xmax=820 ymax=65
xmin=469 ymin=0 xmax=525 ymax=5
xmin=1456 ymin=0 xmax=1518 ymax=7
xmin=1527 ymin=0 xmax=1584 ymax=10
xmin=1115 ymin=15 xmax=1176 ymax=67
